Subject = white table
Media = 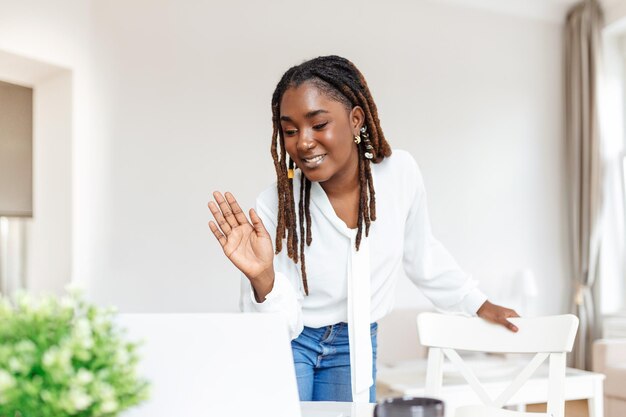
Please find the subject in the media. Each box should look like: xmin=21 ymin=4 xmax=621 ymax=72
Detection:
xmin=301 ymin=401 xmax=375 ymax=417
xmin=377 ymin=357 xmax=605 ymax=417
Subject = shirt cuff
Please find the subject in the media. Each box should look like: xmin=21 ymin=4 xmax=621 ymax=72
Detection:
xmin=248 ymin=271 xmax=290 ymax=313
xmin=462 ymin=289 xmax=488 ymax=316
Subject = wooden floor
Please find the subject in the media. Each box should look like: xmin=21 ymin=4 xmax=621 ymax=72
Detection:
xmin=527 ymin=400 xmax=588 ymax=417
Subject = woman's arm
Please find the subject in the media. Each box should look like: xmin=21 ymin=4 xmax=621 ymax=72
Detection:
xmin=208 ymin=190 xmax=303 ymax=339
xmin=401 ymin=156 xmax=519 ymax=331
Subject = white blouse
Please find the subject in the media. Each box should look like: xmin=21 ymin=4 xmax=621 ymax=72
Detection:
xmin=239 ymin=149 xmax=487 ymax=402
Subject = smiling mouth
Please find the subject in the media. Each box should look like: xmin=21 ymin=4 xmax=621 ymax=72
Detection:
xmin=301 ymin=154 xmax=327 ymax=167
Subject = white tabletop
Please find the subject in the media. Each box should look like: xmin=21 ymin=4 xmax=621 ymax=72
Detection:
xmin=301 ymin=401 xmax=375 ymax=417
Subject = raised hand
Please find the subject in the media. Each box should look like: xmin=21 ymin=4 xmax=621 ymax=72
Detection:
xmin=208 ymin=191 xmax=275 ymax=300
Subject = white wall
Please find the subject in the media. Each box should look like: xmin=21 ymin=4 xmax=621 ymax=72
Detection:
xmin=0 ymin=0 xmax=572 ymax=316
xmin=26 ymin=70 xmax=73 ymax=294
xmin=83 ymin=0 xmax=569 ymax=315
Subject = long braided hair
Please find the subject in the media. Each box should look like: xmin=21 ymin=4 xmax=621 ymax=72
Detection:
xmin=270 ymin=55 xmax=392 ymax=295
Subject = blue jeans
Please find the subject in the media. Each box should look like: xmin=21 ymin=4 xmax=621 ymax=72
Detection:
xmin=291 ymin=322 xmax=378 ymax=403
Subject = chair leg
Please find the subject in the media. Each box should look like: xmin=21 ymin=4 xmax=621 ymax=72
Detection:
xmin=587 ymin=378 xmax=604 ymax=417
xmin=547 ymin=352 xmax=566 ymax=417
xmin=425 ymin=348 xmax=443 ymax=398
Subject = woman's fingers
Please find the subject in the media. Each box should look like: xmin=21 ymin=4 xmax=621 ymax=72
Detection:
xmin=503 ymin=309 xmax=520 ymax=332
xmin=213 ymin=191 xmax=239 ymax=230
xmin=249 ymin=208 xmax=269 ymax=238
xmin=208 ymin=220 xmax=227 ymax=247
xmin=225 ymin=192 xmax=251 ymax=226
xmin=504 ymin=318 xmax=519 ymax=333
xmin=496 ymin=308 xmax=520 ymax=332
xmin=477 ymin=301 xmax=520 ymax=333
xmin=208 ymin=200 xmax=232 ymax=236
xmin=208 ymin=191 xmax=254 ymax=244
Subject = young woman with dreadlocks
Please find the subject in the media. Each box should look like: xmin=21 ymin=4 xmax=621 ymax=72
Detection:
xmin=208 ymin=55 xmax=519 ymax=403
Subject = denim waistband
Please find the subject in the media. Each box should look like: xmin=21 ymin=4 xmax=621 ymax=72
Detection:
xmin=300 ymin=322 xmax=378 ymax=345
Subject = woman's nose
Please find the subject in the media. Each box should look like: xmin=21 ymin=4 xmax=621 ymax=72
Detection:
xmin=297 ymin=133 xmax=316 ymax=152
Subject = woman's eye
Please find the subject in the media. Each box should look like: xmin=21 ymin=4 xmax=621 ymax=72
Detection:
xmin=283 ymin=129 xmax=297 ymax=136
xmin=313 ymin=122 xmax=328 ymax=130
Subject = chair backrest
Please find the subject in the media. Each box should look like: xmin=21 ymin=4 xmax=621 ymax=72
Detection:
xmin=417 ymin=313 xmax=579 ymax=417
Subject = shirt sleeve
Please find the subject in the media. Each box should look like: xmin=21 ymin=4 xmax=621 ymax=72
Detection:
xmin=402 ymin=156 xmax=487 ymax=316
xmin=238 ymin=192 xmax=304 ymax=340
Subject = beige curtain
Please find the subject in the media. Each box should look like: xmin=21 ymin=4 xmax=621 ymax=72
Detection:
xmin=565 ymin=0 xmax=604 ymax=370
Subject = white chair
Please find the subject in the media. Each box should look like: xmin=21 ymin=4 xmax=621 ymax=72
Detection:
xmin=418 ymin=313 xmax=579 ymax=417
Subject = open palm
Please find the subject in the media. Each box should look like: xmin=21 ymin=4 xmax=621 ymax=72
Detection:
xmin=208 ymin=191 xmax=273 ymax=280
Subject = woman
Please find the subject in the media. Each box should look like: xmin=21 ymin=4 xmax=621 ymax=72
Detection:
xmin=208 ymin=55 xmax=519 ymax=403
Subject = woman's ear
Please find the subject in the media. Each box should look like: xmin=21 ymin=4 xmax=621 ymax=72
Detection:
xmin=350 ymin=106 xmax=365 ymax=135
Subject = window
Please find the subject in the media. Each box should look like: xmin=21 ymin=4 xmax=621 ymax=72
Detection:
xmin=598 ymin=28 xmax=626 ymax=322
xmin=0 ymin=80 xmax=32 ymax=295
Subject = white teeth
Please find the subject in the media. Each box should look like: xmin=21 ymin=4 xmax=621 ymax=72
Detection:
xmin=304 ymin=155 xmax=325 ymax=163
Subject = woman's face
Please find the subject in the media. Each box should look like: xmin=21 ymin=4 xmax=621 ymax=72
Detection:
xmin=279 ymin=81 xmax=364 ymax=186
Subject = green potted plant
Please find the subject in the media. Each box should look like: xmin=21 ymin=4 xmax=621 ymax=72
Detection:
xmin=0 ymin=289 xmax=149 ymax=417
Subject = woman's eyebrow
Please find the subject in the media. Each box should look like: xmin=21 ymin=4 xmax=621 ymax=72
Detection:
xmin=280 ymin=109 xmax=330 ymax=123
xmin=304 ymin=109 xmax=329 ymax=119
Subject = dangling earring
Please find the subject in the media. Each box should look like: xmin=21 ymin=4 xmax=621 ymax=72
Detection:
xmin=288 ymin=158 xmax=295 ymax=179
xmin=360 ymin=126 xmax=374 ymax=160
xmin=354 ymin=134 xmax=361 ymax=144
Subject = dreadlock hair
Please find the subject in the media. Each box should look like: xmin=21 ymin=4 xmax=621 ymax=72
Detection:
xmin=270 ymin=55 xmax=392 ymax=295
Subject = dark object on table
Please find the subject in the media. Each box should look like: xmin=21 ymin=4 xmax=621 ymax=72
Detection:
xmin=374 ymin=397 xmax=444 ymax=417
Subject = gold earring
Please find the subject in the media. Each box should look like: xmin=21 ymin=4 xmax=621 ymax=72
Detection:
xmin=354 ymin=135 xmax=361 ymax=144
xmin=288 ymin=159 xmax=295 ymax=179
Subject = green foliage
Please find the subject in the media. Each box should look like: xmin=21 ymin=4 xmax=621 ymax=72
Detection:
xmin=0 ymin=290 xmax=149 ymax=417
